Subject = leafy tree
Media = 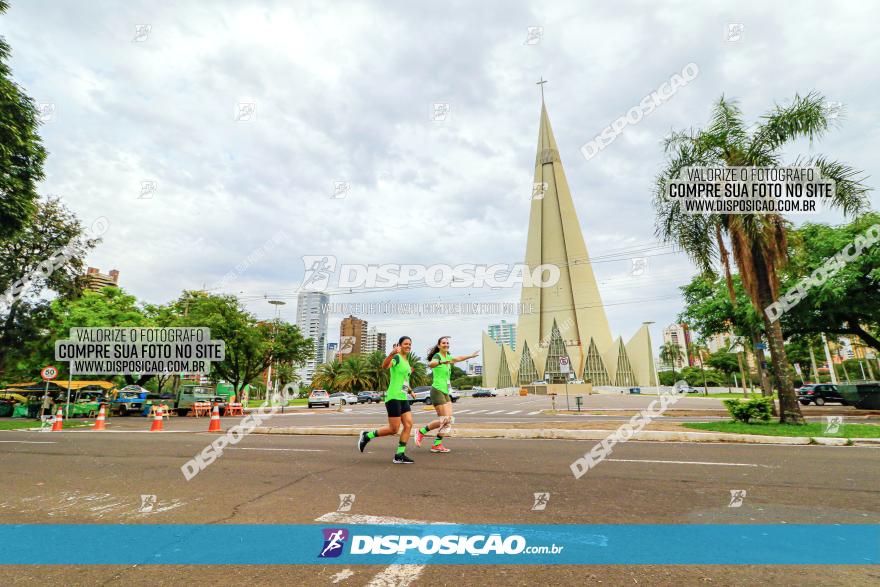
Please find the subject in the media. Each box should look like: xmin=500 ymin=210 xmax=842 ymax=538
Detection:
xmin=407 ymin=353 xmax=428 ymax=387
xmin=708 ymin=351 xmax=740 ymax=383
xmin=0 ymin=198 xmax=100 ymax=378
xmin=365 ymin=350 xmax=389 ymax=391
xmin=182 ymin=294 xmax=312 ymax=399
xmin=0 ymin=0 xmax=47 ymax=236
xmin=776 ymin=213 xmax=880 ymax=351
xmin=655 ymin=92 xmax=872 ymax=423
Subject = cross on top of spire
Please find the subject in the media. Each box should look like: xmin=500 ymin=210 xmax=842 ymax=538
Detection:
xmin=536 ymin=77 xmax=547 ymax=102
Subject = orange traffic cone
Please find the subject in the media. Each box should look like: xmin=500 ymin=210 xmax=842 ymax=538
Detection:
xmin=92 ymin=404 xmax=107 ymax=431
xmin=51 ymin=408 xmax=64 ymax=431
xmin=207 ymin=404 xmax=221 ymax=432
xmin=149 ymin=406 xmax=164 ymax=432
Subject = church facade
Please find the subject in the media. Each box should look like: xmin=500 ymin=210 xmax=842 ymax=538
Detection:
xmin=481 ymin=102 xmax=658 ymax=389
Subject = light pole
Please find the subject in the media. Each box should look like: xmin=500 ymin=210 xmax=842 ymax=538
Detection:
xmin=821 ymin=333 xmax=838 ymax=385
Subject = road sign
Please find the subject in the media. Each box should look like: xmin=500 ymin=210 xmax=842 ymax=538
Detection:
xmin=755 ymin=343 xmax=767 ymax=351
xmin=40 ymin=365 xmax=59 ymax=381
xmin=559 ymin=357 xmax=570 ymax=374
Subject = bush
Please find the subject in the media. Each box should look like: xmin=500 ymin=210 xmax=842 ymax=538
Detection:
xmin=722 ymin=397 xmax=773 ymax=423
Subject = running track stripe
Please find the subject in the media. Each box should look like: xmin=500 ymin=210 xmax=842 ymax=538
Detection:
xmin=605 ymin=459 xmax=767 ymax=467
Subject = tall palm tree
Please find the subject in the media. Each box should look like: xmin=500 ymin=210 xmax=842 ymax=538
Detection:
xmin=365 ymin=350 xmax=389 ymax=391
xmin=312 ymin=358 xmax=343 ymax=391
xmin=659 ymin=342 xmax=684 ymax=383
xmin=407 ymin=353 xmax=428 ymax=387
xmin=337 ymin=355 xmax=373 ymax=392
xmin=655 ymin=93 xmax=871 ymax=424
xmin=689 ymin=340 xmax=710 ymax=395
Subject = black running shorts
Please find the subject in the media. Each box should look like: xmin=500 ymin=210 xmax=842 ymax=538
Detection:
xmin=384 ymin=399 xmax=412 ymax=418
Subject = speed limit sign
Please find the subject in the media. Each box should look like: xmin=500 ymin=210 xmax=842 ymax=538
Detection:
xmin=40 ymin=365 xmax=59 ymax=381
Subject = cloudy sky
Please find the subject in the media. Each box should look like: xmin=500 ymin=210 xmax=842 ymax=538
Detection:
xmin=4 ymin=0 xmax=879 ymax=363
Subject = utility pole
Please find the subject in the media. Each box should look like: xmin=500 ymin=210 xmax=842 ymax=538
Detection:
xmin=808 ymin=345 xmax=820 ymax=383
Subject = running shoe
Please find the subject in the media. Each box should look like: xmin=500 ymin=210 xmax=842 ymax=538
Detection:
xmin=430 ymin=444 xmax=451 ymax=453
xmin=358 ymin=431 xmax=370 ymax=453
xmin=415 ymin=428 xmax=425 ymax=448
xmin=392 ymin=453 xmax=415 ymax=464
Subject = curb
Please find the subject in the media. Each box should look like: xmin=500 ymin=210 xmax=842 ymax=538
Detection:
xmin=251 ymin=426 xmax=872 ymax=445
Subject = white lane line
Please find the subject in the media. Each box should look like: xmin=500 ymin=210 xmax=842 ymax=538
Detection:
xmin=469 ymin=410 xmax=487 ymax=414
xmin=316 ymin=512 xmax=452 ymax=587
xmin=226 ymin=447 xmax=325 ymax=452
xmin=454 ymin=409 xmax=470 ymax=414
xmin=527 ymin=411 xmax=541 ymax=415
xmin=605 ymin=459 xmax=769 ymax=467
xmin=486 ymin=410 xmax=506 ymax=414
xmin=506 ymin=410 xmax=522 ymax=415
xmin=0 ymin=440 xmax=57 ymax=444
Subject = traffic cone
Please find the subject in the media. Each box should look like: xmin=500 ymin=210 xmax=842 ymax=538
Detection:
xmin=92 ymin=404 xmax=107 ymax=431
xmin=149 ymin=406 xmax=164 ymax=432
xmin=51 ymin=408 xmax=64 ymax=431
xmin=207 ymin=404 xmax=221 ymax=432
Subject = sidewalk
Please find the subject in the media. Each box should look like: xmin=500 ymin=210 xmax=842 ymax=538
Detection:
xmin=251 ymin=423 xmax=880 ymax=446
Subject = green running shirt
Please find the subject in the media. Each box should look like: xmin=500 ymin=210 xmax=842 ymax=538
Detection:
xmin=431 ymin=352 xmax=451 ymax=394
xmin=386 ymin=354 xmax=411 ymax=401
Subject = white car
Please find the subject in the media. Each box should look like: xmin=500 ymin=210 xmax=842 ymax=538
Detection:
xmin=329 ymin=392 xmax=358 ymax=405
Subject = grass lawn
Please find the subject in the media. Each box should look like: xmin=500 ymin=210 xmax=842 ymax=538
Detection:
xmin=246 ymin=398 xmax=307 ymax=408
xmin=0 ymin=419 xmax=91 ymax=430
xmin=683 ymin=421 xmax=880 ymax=438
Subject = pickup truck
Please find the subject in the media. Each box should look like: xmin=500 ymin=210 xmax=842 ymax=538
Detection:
xmin=175 ymin=385 xmax=226 ymax=416
xmin=109 ymin=386 xmax=149 ymax=416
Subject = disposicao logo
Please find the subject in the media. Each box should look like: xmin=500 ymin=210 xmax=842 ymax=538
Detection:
xmin=319 ymin=528 xmax=349 ymax=558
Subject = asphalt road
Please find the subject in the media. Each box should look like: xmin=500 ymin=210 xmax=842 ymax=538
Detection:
xmin=1 ymin=422 xmax=878 ymax=586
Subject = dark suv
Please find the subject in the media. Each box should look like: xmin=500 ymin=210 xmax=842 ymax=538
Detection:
xmin=797 ymin=384 xmax=845 ymax=406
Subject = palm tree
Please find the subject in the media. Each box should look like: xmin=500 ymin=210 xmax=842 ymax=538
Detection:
xmin=659 ymin=342 xmax=684 ymax=383
xmin=407 ymin=354 xmax=428 ymax=387
xmin=337 ymin=355 xmax=373 ymax=392
xmin=365 ymin=350 xmax=389 ymax=391
xmin=689 ymin=340 xmax=710 ymax=395
xmin=654 ymin=93 xmax=871 ymax=424
xmin=312 ymin=358 xmax=343 ymax=391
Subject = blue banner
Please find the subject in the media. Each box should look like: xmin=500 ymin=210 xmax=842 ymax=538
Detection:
xmin=0 ymin=524 xmax=876 ymax=565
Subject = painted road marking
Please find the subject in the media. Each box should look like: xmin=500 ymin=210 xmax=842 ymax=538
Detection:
xmin=469 ymin=410 xmax=487 ymax=414
xmin=507 ymin=410 xmax=522 ymax=415
xmin=527 ymin=411 xmax=542 ymax=415
xmin=316 ymin=511 xmax=452 ymax=587
xmin=226 ymin=447 xmax=326 ymax=452
xmin=605 ymin=459 xmax=770 ymax=467
xmin=486 ymin=410 xmax=506 ymax=414
xmin=0 ymin=440 xmax=57 ymax=444
xmin=454 ymin=409 xmax=470 ymax=414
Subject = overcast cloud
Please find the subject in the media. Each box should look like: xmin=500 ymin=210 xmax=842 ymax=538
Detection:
xmin=4 ymin=0 xmax=878 ymax=361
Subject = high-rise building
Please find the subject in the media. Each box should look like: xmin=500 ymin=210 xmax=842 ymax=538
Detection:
xmin=662 ymin=323 xmax=692 ymax=369
xmin=295 ymin=291 xmax=329 ymax=383
xmin=468 ymin=364 xmax=483 ymax=376
xmin=339 ymin=315 xmax=368 ymax=357
xmin=488 ymin=320 xmax=516 ymax=351
xmin=83 ymin=267 xmax=119 ymax=292
xmin=706 ymin=331 xmax=733 ymax=354
xmin=481 ymin=98 xmax=657 ymax=388
xmin=376 ymin=332 xmax=387 ymax=355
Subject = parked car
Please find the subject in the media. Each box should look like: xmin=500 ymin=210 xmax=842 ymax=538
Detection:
xmin=357 ymin=391 xmax=382 ymax=404
xmin=409 ymin=386 xmax=433 ymax=404
xmin=797 ymin=384 xmax=845 ymax=406
xmin=308 ymin=390 xmax=331 ymax=408
xmin=472 ymin=389 xmax=497 ymax=398
xmin=330 ymin=392 xmax=358 ymax=405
